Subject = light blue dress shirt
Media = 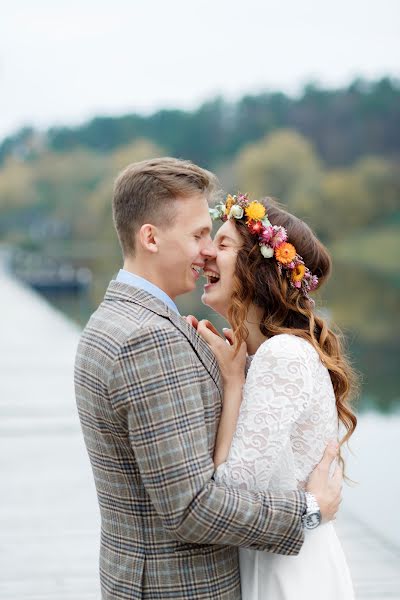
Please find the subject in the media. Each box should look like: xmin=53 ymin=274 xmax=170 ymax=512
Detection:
xmin=116 ymin=269 xmax=180 ymax=315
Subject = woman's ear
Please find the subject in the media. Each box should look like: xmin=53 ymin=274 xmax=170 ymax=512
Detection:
xmin=138 ymin=224 xmax=159 ymax=254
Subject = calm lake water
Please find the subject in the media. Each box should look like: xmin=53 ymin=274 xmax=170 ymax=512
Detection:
xmin=341 ymin=412 xmax=400 ymax=550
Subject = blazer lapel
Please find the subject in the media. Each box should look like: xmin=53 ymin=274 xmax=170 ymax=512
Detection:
xmin=104 ymin=280 xmax=223 ymax=395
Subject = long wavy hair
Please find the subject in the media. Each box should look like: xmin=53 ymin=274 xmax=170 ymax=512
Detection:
xmin=228 ymin=197 xmax=358 ymax=457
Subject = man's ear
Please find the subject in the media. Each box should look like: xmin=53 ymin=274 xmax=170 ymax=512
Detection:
xmin=138 ymin=224 xmax=159 ymax=253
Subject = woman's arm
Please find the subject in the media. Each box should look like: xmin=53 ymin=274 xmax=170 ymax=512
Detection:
xmin=195 ymin=321 xmax=246 ymax=468
xmin=213 ymin=376 xmax=244 ymax=467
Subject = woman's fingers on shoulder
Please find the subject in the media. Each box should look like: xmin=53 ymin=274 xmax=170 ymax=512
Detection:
xmin=197 ymin=320 xmax=216 ymax=344
xmin=222 ymin=328 xmax=234 ymax=345
xmin=198 ymin=320 xmax=222 ymax=339
xmin=185 ymin=314 xmax=199 ymax=329
xmin=197 ymin=319 xmax=210 ymax=333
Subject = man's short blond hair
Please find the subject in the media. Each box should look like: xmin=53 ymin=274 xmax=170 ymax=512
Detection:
xmin=112 ymin=157 xmax=219 ymax=256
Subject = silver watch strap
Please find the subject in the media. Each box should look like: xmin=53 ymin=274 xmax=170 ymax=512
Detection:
xmin=305 ymin=491 xmax=320 ymax=514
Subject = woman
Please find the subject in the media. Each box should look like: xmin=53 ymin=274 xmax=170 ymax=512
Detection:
xmin=196 ymin=194 xmax=358 ymax=600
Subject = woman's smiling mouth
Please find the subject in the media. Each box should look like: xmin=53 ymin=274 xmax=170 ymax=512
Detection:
xmin=203 ymin=269 xmax=220 ymax=287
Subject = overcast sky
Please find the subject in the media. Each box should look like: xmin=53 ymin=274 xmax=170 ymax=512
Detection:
xmin=1 ymin=0 xmax=399 ymax=141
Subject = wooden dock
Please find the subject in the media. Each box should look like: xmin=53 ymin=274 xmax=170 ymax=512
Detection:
xmin=1 ymin=266 xmax=399 ymax=599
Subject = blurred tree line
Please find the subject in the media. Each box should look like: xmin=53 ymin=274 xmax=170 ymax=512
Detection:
xmin=1 ymin=77 xmax=399 ymax=168
xmin=0 ymin=77 xmax=399 ymax=409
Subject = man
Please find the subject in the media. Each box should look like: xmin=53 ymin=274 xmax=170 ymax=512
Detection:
xmin=75 ymin=157 xmax=341 ymax=599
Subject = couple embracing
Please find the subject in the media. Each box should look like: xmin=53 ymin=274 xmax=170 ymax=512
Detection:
xmin=75 ymin=157 xmax=357 ymax=599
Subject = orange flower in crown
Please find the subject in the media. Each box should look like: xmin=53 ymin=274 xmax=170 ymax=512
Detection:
xmin=275 ymin=243 xmax=296 ymax=265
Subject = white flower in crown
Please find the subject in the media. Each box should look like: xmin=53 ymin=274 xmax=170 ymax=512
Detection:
xmin=260 ymin=244 xmax=274 ymax=258
xmin=209 ymin=204 xmax=225 ymax=220
xmin=209 ymin=208 xmax=220 ymax=220
xmin=229 ymin=205 xmax=244 ymax=219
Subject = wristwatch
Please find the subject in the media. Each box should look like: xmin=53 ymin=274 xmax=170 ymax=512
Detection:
xmin=302 ymin=492 xmax=322 ymax=529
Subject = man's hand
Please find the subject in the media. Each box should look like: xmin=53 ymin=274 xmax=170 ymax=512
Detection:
xmin=306 ymin=442 xmax=342 ymax=522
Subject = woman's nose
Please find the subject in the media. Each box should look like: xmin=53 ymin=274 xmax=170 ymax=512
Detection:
xmin=202 ymin=240 xmax=217 ymax=258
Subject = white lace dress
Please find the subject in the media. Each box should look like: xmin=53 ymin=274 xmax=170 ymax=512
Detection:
xmin=215 ymin=334 xmax=354 ymax=600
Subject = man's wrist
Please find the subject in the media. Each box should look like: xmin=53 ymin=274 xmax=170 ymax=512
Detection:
xmin=302 ymin=492 xmax=322 ymax=529
xmin=305 ymin=492 xmax=319 ymax=511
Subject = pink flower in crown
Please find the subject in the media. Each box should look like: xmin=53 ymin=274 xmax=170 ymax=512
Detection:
xmin=269 ymin=226 xmax=288 ymax=248
xmin=259 ymin=225 xmax=274 ymax=244
xmin=308 ymin=275 xmax=319 ymax=291
xmin=237 ymin=194 xmax=250 ymax=208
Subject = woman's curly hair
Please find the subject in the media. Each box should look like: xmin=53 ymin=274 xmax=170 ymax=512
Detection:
xmin=228 ymin=197 xmax=358 ymax=458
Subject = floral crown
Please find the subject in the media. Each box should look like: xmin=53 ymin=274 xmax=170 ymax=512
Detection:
xmin=209 ymin=193 xmax=319 ymax=298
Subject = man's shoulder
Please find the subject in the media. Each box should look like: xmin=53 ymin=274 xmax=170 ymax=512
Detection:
xmin=79 ymin=297 xmax=186 ymax=355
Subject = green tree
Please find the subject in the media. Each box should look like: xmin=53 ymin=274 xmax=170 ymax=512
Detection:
xmin=233 ymin=129 xmax=322 ymax=217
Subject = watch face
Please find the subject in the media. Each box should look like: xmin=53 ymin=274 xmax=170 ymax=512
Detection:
xmin=304 ymin=512 xmax=321 ymax=529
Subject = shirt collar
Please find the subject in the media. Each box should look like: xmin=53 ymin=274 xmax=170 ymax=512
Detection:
xmin=115 ymin=269 xmax=180 ymax=315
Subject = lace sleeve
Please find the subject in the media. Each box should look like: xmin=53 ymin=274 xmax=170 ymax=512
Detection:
xmin=215 ymin=335 xmax=313 ymax=492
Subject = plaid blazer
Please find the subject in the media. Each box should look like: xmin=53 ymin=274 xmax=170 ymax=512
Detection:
xmin=74 ymin=281 xmax=306 ymax=599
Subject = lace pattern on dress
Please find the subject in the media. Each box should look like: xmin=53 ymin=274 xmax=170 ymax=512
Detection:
xmin=215 ymin=334 xmax=338 ymax=492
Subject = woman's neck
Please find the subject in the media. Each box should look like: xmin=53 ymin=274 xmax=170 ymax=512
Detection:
xmin=242 ymin=304 xmax=268 ymax=356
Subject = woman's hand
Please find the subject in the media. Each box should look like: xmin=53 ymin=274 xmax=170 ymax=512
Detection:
xmin=196 ymin=320 xmax=247 ymax=386
xmin=184 ymin=314 xmax=199 ymax=329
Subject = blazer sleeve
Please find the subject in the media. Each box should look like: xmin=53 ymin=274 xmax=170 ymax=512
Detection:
xmin=109 ymin=325 xmax=306 ymax=555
